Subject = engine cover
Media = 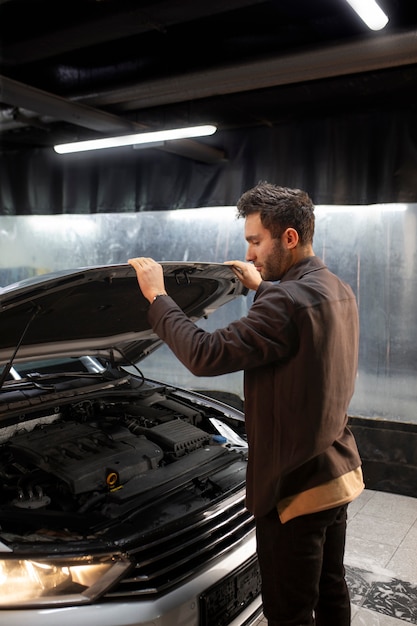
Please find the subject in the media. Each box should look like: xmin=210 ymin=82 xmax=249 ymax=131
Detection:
xmin=9 ymin=421 xmax=164 ymax=494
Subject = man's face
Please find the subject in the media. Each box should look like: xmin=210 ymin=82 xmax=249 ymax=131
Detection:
xmin=244 ymin=213 xmax=291 ymax=281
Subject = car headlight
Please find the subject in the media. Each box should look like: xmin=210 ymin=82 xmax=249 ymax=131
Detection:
xmin=0 ymin=554 xmax=132 ymax=607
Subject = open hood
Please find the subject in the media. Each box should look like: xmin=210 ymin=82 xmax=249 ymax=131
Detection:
xmin=0 ymin=262 xmax=247 ymax=367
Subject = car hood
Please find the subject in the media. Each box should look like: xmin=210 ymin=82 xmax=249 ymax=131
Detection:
xmin=0 ymin=262 xmax=247 ymax=367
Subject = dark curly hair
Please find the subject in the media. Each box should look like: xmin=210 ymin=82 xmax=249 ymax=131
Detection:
xmin=236 ymin=181 xmax=315 ymax=245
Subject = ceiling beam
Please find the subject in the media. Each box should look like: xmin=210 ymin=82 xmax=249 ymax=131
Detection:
xmin=0 ymin=75 xmax=142 ymax=133
xmin=79 ymin=30 xmax=417 ymax=111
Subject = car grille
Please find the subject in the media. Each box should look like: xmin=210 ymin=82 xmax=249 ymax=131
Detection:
xmin=104 ymin=490 xmax=255 ymax=599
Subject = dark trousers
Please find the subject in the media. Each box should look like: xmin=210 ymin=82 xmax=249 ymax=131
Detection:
xmin=256 ymin=504 xmax=350 ymax=626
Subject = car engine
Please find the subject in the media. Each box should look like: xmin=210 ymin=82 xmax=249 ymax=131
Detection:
xmin=0 ymin=384 xmax=248 ymax=539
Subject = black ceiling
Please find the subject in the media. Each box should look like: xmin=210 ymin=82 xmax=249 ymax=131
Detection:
xmin=1 ymin=0 xmax=417 ymax=161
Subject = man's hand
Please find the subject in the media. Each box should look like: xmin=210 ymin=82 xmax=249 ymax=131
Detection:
xmin=224 ymin=260 xmax=262 ymax=291
xmin=128 ymin=257 xmax=167 ymax=304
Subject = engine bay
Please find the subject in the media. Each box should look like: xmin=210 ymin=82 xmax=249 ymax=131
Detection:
xmin=0 ymin=382 xmax=248 ymax=541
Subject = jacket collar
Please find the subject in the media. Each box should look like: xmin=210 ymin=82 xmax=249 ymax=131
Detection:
xmin=280 ymin=255 xmax=325 ymax=283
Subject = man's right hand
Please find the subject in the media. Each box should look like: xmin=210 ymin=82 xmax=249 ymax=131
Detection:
xmin=128 ymin=257 xmax=167 ymax=304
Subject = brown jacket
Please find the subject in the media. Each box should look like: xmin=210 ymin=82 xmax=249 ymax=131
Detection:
xmin=148 ymin=256 xmax=362 ymax=517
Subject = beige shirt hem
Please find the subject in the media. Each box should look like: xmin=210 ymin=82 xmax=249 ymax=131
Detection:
xmin=277 ymin=466 xmax=365 ymax=523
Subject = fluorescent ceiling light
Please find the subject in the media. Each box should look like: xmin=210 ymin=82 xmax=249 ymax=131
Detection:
xmin=344 ymin=0 xmax=389 ymax=30
xmin=54 ymin=124 xmax=217 ymax=154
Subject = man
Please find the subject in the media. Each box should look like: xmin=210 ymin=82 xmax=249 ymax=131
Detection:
xmin=128 ymin=182 xmax=363 ymax=626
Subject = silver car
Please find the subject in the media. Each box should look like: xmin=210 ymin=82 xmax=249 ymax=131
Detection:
xmin=0 ymin=262 xmax=262 ymax=626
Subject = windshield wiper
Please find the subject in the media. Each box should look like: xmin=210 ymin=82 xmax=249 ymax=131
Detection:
xmin=0 ymin=371 xmax=108 ymax=391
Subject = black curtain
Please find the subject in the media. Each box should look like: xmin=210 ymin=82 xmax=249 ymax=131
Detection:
xmin=1 ymin=109 xmax=417 ymax=215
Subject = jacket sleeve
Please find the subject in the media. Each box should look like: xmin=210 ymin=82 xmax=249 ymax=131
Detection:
xmin=147 ymin=284 xmax=296 ymax=377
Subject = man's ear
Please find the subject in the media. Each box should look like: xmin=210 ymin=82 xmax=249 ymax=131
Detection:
xmin=283 ymin=227 xmax=299 ymax=249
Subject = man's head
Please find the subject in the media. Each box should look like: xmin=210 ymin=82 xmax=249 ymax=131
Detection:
xmin=236 ymin=182 xmax=315 ymax=281
xmin=236 ymin=181 xmax=315 ymax=244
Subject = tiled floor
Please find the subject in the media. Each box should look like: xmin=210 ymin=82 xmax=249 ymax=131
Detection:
xmin=253 ymin=489 xmax=417 ymax=625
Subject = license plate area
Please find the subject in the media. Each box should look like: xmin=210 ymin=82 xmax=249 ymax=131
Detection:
xmin=199 ymin=555 xmax=261 ymax=626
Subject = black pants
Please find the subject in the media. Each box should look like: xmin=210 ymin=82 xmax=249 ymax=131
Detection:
xmin=256 ymin=504 xmax=350 ymax=626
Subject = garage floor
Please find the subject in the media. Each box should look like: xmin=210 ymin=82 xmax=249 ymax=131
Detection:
xmin=254 ymin=489 xmax=417 ymax=625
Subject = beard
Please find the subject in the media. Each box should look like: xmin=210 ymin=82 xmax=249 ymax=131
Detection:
xmin=261 ymin=238 xmax=291 ymax=281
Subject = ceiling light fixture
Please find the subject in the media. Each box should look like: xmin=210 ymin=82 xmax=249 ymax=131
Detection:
xmin=54 ymin=125 xmax=217 ymax=154
xmin=344 ymin=0 xmax=389 ymax=30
